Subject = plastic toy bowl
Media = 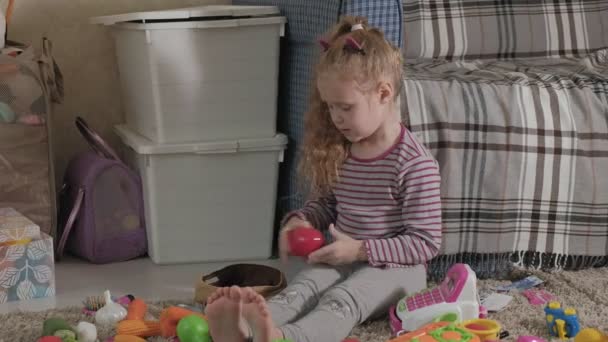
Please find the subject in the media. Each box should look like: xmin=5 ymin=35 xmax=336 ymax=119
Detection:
xmin=287 ymin=227 xmax=325 ymax=257
xmin=463 ymin=319 xmax=501 ymax=341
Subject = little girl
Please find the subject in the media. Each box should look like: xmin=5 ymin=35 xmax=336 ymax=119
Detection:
xmin=206 ymin=16 xmax=442 ymax=342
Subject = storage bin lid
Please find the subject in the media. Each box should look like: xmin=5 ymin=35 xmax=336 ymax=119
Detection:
xmin=90 ymin=5 xmax=281 ymax=26
xmin=114 ymin=125 xmax=287 ymax=155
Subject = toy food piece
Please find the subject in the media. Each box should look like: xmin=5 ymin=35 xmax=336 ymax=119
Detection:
xmin=96 ymin=290 xmax=128 ymax=326
xmin=126 ymin=298 xmax=147 ymax=320
xmin=517 ymin=337 xmax=547 ymax=342
xmin=83 ymin=295 xmax=106 ymax=316
xmin=390 ymin=264 xmax=482 ymax=334
xmin=54 ymin=329 xmax=77 ymax=342
xmin=574 ymin=328 xmax=608 ymax=342
xmin=116 ymin=295 xmax=134 ymax=306
xmin=117 ymin=320 xmax=162 ymax=337
xmin=389 ymin=322 xmax=481 ymax=342
xmin=43 ymin=318 xmax=73 ymax=336
xmin=160 ymin=306 xmax=207 ymax=337
xmin=177 ymin=314 xmax=211 ymax=342
xmin=37 ymin=337 xmax=63 ymax=342
xmin=113 ymin=335 xmax=146 ymax=342
xmin=76 ymin=322 xmax=98 ymax=342
xmin=462 ymin=319 xmax=501 ymax=341
xmin=287 ymin=226 xmax=325 ymax=256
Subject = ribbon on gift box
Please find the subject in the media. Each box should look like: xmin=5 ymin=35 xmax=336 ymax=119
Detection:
xmin=0 ymin=238 xmax=32 ymax=247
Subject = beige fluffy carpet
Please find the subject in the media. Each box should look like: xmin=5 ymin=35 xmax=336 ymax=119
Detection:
xmin=1 ymin=268 xmax=607 ymax=342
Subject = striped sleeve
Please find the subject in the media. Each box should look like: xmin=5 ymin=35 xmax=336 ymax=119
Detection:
xmin=364 ymin=156 xmax=443 ymax=266
xmin=283 ymin=192 xmax=337 ymax=232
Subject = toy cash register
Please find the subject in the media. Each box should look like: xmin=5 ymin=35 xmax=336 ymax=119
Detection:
xmin=389 ymin=264 xmax=484 ymax=334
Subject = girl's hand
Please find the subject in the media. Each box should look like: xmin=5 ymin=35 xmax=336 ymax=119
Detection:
xmin=279 ymin=216 xmax=313 ymax=263
xmin=308 ymin=224 xmax=367 ymax=266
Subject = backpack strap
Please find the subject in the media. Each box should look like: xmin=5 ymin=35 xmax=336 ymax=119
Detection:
xmin=75 ymin=116 xmax=122 ymax=162
xmin=56 ymin=188 xmax=84 ymax=261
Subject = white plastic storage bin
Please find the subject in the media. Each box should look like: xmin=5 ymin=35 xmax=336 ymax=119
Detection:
xmin=114 ymin=124 xmax=287 ymax=264
xmin=91 ymin=6 xmax=286 ymax=143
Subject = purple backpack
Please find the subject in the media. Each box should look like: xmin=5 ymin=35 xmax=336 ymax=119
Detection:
xmin=57 ymin=117 xmax=147 ymax=263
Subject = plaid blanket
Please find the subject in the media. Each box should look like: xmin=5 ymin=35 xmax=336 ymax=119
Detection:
xmin=404 ymin=49 xmax=608 ymax=278
xmin=403 ymin=0 xmax=608 ymax=60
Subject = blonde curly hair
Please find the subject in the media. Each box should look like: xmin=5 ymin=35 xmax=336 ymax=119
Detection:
xmin=299 ymin=15 xmax=403 ymax=196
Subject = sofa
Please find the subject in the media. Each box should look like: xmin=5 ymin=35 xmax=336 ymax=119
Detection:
xmin=402 ymin=0 xmax=608 ymax=278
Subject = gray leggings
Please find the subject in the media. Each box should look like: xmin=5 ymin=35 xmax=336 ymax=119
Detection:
xmin=267 ymin=263 xmax=426 ymax=342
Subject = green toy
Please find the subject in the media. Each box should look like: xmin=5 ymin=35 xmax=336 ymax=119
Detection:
xmin=176 ymin=314 xmax=211 ymax=342
xmin=53 ymin=329 xmax=77 ymax=342
xmin=42 ymin=318 xmax=73 ymax=336
xmin=433 ymin=312 xmax=459 ymax=323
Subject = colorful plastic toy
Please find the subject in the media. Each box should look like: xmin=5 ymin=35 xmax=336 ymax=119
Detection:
xmin=388 ymin=322 xmax=481 ymax=342
xmin=574 ymin=328 xmax=608 ymax=342
xmin=287 ymin=227 xmax=325 ymax=257
xmin=434 ymin=312 xmax=459 ymax=323
xmin=83 ymin=294 xmax=132 ymax=316
xmin=462 ymin=319 xmax=501 ymax=341
xmin=517 ymin=336 xmax=547 ymax=342
xmin=75 ymin=322 xmax=98 ymax=342
xmin=37 ymin=337 xmax=63 ymax=342
xmin=54 ymin=329 xmax=78 ymax=342
xmin=176 ymin=314 xmax=210 ymax=342
xmin=160 ymin=306 xmax=207 ymax=337
xmin=95 ymin=290 xmax=128 ymax=326
xmin=390 ymin=264 xmax=482 ymax=333
xmin=544 ymin=301 xmax=580 ymax=340
xmin=42 ymin=318 xmax=74 ymax=336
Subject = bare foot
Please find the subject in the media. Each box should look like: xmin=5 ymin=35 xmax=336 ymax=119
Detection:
xmin=242 ymin=288 xmax=284 ymax=342
xmin=205 ymin=286 xmax=248 ymax=342
xmin=206 ymin=287 xmax=224 ymax=305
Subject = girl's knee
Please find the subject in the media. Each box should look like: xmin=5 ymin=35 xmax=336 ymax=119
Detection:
xmin=318 ymin=287 xmax=360 ymax=320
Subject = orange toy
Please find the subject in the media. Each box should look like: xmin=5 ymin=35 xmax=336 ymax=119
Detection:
xmin=113 ymin=335 xmax=146 ymax=342
xmin=126 ymin=299 xmax=147 ymax=321
xmin=116 ymin=320 xmax=161 ymax=337
xmin=160 ymin=306 xmax=207 ymax=337
xmin=389 ymin=322 xmax=481 ymax=342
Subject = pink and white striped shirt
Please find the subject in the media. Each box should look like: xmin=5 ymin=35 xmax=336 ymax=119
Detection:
xmin=297 ymin=124 xmax=442 ymax=268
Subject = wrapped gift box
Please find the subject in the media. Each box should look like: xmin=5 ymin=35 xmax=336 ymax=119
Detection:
xmin=0 ymin=208 xmax=55 ymax=303
xmin=0 ymin=207 xmax=41 ymax=243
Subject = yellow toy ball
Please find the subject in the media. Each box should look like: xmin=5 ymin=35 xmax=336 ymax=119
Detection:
xmin=574 ymin=328 xmax=608 ymax=342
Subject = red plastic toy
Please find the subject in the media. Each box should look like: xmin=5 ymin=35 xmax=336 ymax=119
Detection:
xmin=288 ymin=227 xmax=325 ymax=257
xmin=37 ymin=337 xmax=63 ymax=342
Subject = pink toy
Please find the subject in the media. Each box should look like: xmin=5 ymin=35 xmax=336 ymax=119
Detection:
xmin=37 ymin=337 xmax=63 ymax=342
xmin=522 ymin=289 xmax=554 ymax=305
xmin=288 ymin=227 xmax=325 ymax=257
xmin=517 ymin=337 xmax=547 ymax=342
xmin=390 ymin=264 xmax=483 ymax=333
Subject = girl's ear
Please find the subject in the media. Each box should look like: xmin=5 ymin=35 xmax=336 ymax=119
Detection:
xmin=377 ymin=81 xmax=394 ymax=104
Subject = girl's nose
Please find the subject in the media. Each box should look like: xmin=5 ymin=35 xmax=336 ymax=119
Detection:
xmin=333 ymin=114 xmax=344 ymax=125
